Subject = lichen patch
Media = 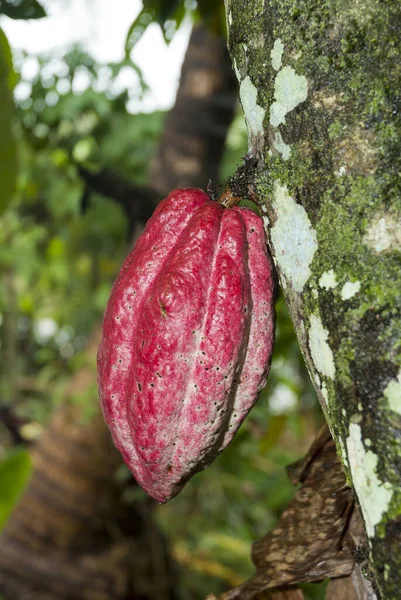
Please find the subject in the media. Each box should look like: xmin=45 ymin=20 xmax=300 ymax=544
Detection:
xmin=239 ymin=75 xmax=266 ymax=146
xmin=270 ymin=183 xmax=318 ymax=292
xmin=270 ymin=66 xmax=308 ymax=127
xmin=308 ymin=314 xmax=335 ymax=379
xmin=271 ymin=38 xmax=284 ymax=71
xmin=364 ymin=213 xmax=401 ymax=253
xmin=341 ymin=280 xmax=361 ymax=300
xmin=319 ymin=269 xmax=338 ymax=289
xmin=273 ymin=131 xmax=291 ymax=159
xmin=346 ymin=423 xmax=393 ymax=538
xmin=383 ymin=372 xmax=401 ymax=415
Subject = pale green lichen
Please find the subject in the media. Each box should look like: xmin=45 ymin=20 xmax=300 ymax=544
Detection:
xmin=270 ymin=183 xmax=318 ymax=291
xmin=347 ymin=423 xmax=394 ymax=538
xmin=233 ymin=58 xmax=241 ymax=82
xmin=308 ymin=314 xmax=336 ymax=379
xmin=273 ymin=131 xmax=291 ymax=159
xmin=319 ymin=269 xmax=338 ymax=289
xmin=271 ymin=38 xmax=284 ymax=71
xmin=364 ymin=213 xmax=401 ymax=253
xmin=341 ymin=280 xmax=361 ymax=300
xmin=262 ymin=214 xmax=270 ymax=229
xmin=270 ymin=66 xmax=308 ymax=127
xmin=384 ymin=372 xmax=401 ymax=415
xmin=239 ymin=75 xmax=266 ymax=142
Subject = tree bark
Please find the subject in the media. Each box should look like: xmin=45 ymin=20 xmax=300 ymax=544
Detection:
xmin=224 ymin=1 xmax=401 ymax=598
xmin=0 ymin=23 xmax=238 ymax=599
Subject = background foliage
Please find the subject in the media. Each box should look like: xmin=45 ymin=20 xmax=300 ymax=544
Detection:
xmin=0 ymin=1 xmax=325 ymax=598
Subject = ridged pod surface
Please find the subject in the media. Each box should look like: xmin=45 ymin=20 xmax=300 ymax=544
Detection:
xmin=97 ymin=188 xmax=275 ymax=502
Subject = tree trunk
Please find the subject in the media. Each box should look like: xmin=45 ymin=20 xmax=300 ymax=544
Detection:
xmin=0 ymin=23 xmax=238 ymax=599
xmin=224 ymin=1 xmax=401 ymax=598
xmin=149 ymin=24 xmax=237 ymax=194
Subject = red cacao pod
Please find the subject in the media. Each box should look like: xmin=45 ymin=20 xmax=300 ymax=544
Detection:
xmin=97 ymin=188 xmax=275 ymax=502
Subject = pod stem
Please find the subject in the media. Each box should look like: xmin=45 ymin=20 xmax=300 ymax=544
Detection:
xmin=216 ymin=184 xmax=261 ymax=209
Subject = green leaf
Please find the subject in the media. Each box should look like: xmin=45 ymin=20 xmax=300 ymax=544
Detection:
xmin=0 ymin=28 xmax=17 ymax=215
xmin=0 ymin=0 xmax=46 ymax=20
xmin=125 ymin=0 xmax=183 ymax=57
xmin=0 ymin=26 xmax=17 ymax=90
xmin=0 ymin=449 xmax=32 ymax=531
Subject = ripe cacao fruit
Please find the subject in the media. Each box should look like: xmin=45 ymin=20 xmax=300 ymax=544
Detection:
xmin=97 ymin=188 xmax=275 ymax=502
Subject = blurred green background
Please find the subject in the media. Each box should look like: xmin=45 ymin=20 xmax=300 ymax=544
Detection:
xmin=0 ymin=1 xmax=326 ymax=598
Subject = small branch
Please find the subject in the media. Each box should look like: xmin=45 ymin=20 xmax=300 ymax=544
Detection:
xmin=77 ymin=165 xmax=160 ymax=231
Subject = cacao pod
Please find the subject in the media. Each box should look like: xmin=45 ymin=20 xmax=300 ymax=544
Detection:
xmin=97 ymin=188 xmax=275 ymax=502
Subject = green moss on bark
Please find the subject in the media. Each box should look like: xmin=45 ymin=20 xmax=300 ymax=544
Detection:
xmin=226 ymin=0 xmax=401 ymax=597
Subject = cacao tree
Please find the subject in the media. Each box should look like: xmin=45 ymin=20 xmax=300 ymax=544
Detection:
xmin=223 ymin=0 xmax=401 ymax=598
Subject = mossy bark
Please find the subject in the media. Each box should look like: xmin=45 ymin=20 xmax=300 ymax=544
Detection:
xmin=224 ymin=1 xmax=401 ymax=598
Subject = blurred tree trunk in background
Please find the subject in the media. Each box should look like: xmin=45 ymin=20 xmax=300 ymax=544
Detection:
xmin=0 ymin=24 xmax=237 ymax=600
xmin=150 ymin=24 xmax=237 ymax=194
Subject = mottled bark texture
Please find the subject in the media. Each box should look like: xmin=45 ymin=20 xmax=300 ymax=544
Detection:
xmin=224 ymin=1 xmax=401 ymax=598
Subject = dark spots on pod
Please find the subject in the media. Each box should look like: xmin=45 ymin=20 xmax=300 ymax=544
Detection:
xmin=251 ymin=228 xmax=255 ymax=233
xmin=111 ymin=395 xmax=115 ymax=399
xmin=116 ymin=316 xmax=120 ymax=320
xmin=138 ymin=383 xmax=142 ymax=392
xmin=167 ymin=465 xmax=173 ymax=473
xmin=216 ymin=367 xmax=220 ymax=371
xmin=156 ymin=372 xmax=162 ymax=378
xmin=150 ymin=383 xmax=154 ymax=388
xmin=202 ymin=351 xmax=206 ymax=355
xmin=141 ymin=340 xmax=145 ymax=347
xmin=118 ymin=359 xmax=122 ymax=364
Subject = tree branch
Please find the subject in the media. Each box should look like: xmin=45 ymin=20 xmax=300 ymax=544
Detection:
xmin=77 ymin=165 xmax=160 ymax=230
